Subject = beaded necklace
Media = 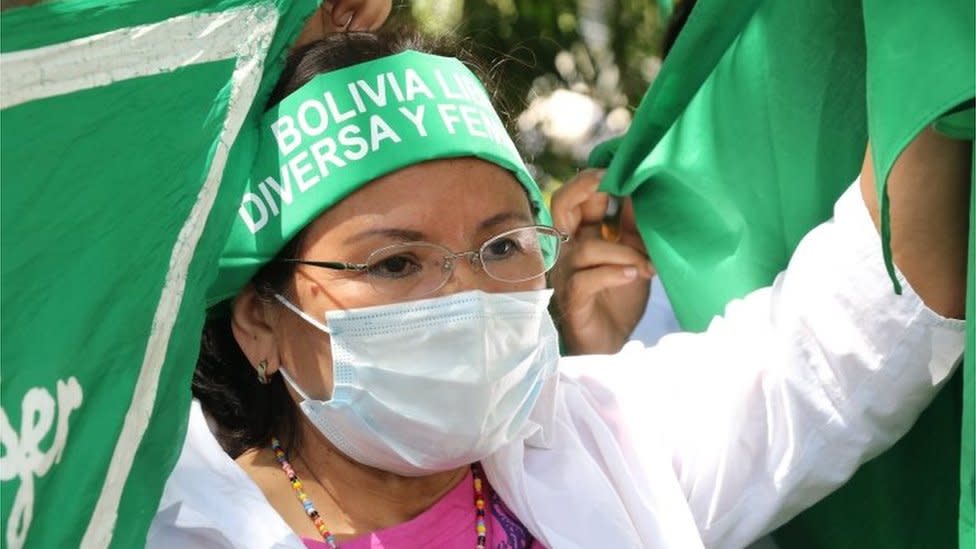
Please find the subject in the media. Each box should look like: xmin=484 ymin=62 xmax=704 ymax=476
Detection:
xmin=270 ymin=437 xmax=488 ymax=549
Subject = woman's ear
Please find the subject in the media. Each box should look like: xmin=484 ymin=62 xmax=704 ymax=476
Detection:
xmin=231 ymin=285 xmax=281 ymax=378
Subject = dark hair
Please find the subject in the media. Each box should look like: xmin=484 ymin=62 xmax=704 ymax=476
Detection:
xmin=661 ymin=0 xmax=697 ymax=59
xmin=192 ymin=237 xmax=304 ymax=458
xmin=193 ymin=31 xmax=502 ymax=457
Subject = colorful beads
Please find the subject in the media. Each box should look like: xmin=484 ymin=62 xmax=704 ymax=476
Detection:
xmin=473 ymin=462 xmax=488 ymax=549
xmin=271 ymin=437 xmax=338 ymax=549
xmin=272 ymin=436 xmax=489 ymax=549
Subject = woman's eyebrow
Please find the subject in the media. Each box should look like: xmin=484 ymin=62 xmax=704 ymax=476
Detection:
xmin=343 ymin=228 xmax=426 ymax=245
xmin=342 ymin=212 xmax=532 ymax=246
xmin=479 ymin=211 xmax=534 ymax=231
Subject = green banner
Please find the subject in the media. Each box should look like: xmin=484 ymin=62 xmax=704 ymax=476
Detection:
xmin=0 ymin=1 xmax=317 ymax=547
xmin=958 ymin=144 xmax=974 ymax=549
xmin=214 ymin=50 xmax=548 ymax=304
xmin=591 ymin=0 xmax=974 ymax=547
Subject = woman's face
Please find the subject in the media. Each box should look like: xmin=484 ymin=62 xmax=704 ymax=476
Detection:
xmin=241 ymin=157 xmax=543 ymax=399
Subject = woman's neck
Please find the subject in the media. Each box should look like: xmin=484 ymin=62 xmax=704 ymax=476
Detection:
xmin=238 ymin=420 xmax=469 ymax=541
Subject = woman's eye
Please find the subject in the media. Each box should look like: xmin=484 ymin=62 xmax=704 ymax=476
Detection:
xmin=484 ymin=238 xmax=522 ymax=260
xmin=367 ymin=255 xmax=422 ymax=279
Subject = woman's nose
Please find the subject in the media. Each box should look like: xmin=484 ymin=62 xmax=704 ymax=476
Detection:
xmin=436 ymin=253 xmax=500 ymax=295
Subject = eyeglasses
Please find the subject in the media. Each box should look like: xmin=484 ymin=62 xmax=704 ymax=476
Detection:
xmin=281 ymin=225 xmax=569 ymax=299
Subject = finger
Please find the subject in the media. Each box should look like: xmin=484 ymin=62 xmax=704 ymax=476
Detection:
xmin=333 ymin=10 xmax=354 ymax=29
xmin=550 ymin=169 xmax=608 ymax=234
xmin=347 ymin=0 xmax=392 ymax=30
xmin=608 ymin=196 xmax=649 ymax=255
xmin=559 ymin=265 xmax=648 ymax=308
xmin=563 ymin=239 xmax=654 ymax=277
xmin=330 ymin=0 xmax=362 ymax=29
xmin=291 ymin=6 xmax=331 ymax=49
xmin=619 ymin=196 xmax=639 ymax=235
xmin=574 ymin=217 xmax=605 ymax=243
xmin=550 ymin=169 xmax=606 ymax=233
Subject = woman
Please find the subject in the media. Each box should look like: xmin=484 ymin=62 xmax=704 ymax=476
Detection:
xmin=150 ymin=31 xmax=967 ymax=549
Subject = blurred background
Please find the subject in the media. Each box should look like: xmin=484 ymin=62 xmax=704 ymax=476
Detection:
xmin=389 ymin=0 xmax=672 ymax=198
xmin=0 ymin=0 xmax=672 ymax=195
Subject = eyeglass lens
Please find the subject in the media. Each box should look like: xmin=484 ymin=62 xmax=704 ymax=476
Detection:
xmin=363 ymin=227 xmax=562 ymax=297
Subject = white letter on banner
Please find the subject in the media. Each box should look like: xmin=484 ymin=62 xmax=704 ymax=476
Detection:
xmin=338 ymin=125 xmax=368 ymax=161
xmin=239 ymin=192 xmax=268 ymax=233
xmin=369 ymin=115 xmax=401 ymax=150
xmin=356 ymin=75 xmax=387 ymax=107
xmin=1 ymin=377 xmax=83 ymax=549
xmin=434 ymin=70 xmax=464 ymax=100
xmin=263 ymin=170 xmax=294 ymax=208
xmin=271 ymin=115 xmax=301 ymax=156
xmin=288 ymin=151 xmax=320 ymax=192
xmin=437 ymin=104 xmax=461 ymax=135
xmin=310 ymin=136 xmax=347 ymax=176
xmin=459 ymin=105 xmax=487 ymax=138
xmin=324 ymin=91 xmax=357 ymax=123
xmin=385 ymin=72 xmax=405 ymax=102
xmin=257 ymin=182 xmax=280 ymax=216
xmin=404 ymin=69 xmax=434 ymax=101
xmin=399 ymin=105 xmax=427 ymax=137
xmin=483 ymin=110 xmax=509 ymax=145
xmin=297 ymin=99 xmax=329 ymax=136
xmin=344 ymin=83 xmax=367 ymax=114
xmin=454 ymin=72 xmax=487 ymax=104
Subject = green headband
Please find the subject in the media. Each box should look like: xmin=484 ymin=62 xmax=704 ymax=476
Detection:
xmin=209 ymin=50 xmax=550 ymax=305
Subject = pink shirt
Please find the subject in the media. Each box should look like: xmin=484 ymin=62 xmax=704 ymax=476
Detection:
xmin=302 ymin=468 xmax=545 ymax=549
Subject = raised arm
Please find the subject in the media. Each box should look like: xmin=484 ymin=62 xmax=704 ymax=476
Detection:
xmin=557 ymin=129 xmax=969 ymax=547
xmin=860 ymin=127 xmax=971 ymax=318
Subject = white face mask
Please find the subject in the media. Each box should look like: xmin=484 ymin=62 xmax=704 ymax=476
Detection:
xmin=274 ymin=289 xmax=560 ymax=477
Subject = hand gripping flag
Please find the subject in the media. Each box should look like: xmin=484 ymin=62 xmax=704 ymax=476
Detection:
xmin=0 ymin=2 xmax=318 ymax=547
xmin=591 ymin=0 xmax=974 ymax=547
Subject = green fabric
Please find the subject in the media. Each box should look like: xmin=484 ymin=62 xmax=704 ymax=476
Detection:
xmin=592 ymin=0 xmax=865 ymax=332
xmin=213 ymin=50 xmax=548 ymax=304
xmin=0 ymin=2 xmax=317 ymax=547
xmin=961 ymin=147 xmax=975 ymax=548
xmin=934 ymin=103 xmax=975 ymax=141
xmin=594 ymin=0 xmax=761 ymax=202
xmin=590 ymin=0 xmax=974 ymax=546
xmin=863 ymin=0 xmax=976 ymax=293
xmin=781 ymin=3 xmax=974 ymax=545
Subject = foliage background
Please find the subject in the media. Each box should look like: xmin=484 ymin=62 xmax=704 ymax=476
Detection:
xmin=388 ymin=0 xmax=668 ymax=196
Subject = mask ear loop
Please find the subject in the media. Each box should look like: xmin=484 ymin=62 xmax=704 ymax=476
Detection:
xmin=275 ymin=294 xmax=332 ymax=400
xmin=277 ymin=367 xmax=314 ymax=402
xmin=274 ymin=293 xmax=333 ymax=334
xmin=273 ymin=293 xmax=329 ymax=402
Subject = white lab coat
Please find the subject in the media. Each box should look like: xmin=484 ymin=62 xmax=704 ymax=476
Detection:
xmin=148 ymin=183 xmax=965 ymax=548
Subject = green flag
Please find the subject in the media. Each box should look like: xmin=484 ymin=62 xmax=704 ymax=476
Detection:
xmin=963 ymin=148 xmax=975 ymax=547
xmin=0 ymin=1 xmax=316 ymax=547
xmin=592 ymin=0 xmax=974 ymax=547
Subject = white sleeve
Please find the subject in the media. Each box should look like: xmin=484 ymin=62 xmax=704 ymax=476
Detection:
xmin=561 ymin=181 xmax=965 ymax=548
